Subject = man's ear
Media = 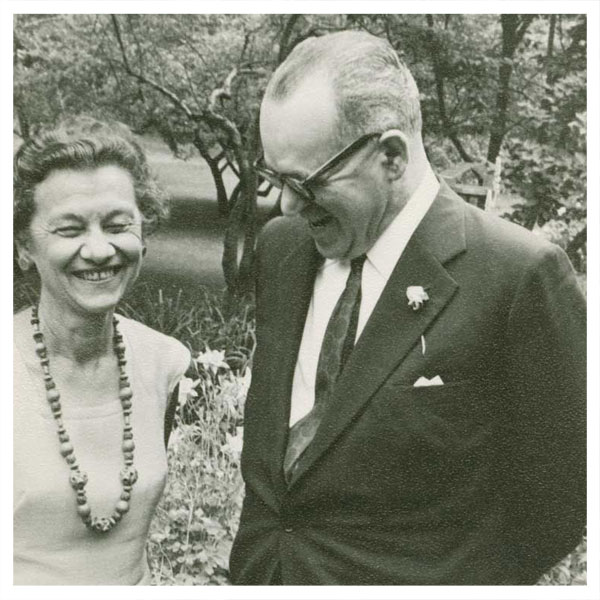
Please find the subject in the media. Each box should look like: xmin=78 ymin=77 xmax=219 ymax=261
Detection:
xmin=378 ymin=130 xmax=409 ymax=181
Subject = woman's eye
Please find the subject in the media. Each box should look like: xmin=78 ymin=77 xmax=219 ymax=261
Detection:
xmin=54 ymin=226 xmax=83 ymax=237
xmin=104 ymin=223 xmax=131 ymax=234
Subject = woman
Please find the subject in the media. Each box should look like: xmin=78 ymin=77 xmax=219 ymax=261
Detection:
xmin=13 ymin=118 xmax=190 ymax=585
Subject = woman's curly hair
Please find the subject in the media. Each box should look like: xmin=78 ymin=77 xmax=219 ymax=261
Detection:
xmin=14 ymin=116 xmax=169 ymax=239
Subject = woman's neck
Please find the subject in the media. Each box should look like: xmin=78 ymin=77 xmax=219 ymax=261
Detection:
xmin=36 ymin=296 xmax=114 ymax=364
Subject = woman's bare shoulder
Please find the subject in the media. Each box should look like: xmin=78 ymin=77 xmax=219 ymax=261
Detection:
xmin=14 ymin=307 xmax=34 ymax=339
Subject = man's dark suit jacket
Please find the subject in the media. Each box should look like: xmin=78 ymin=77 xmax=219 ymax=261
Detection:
xmin=229 ymin=183 xmax=586 ymax=585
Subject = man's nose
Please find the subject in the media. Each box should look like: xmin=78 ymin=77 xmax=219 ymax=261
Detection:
xmin=280 ymin=186 xmax=308 ymax=216
xmin=79 ymin=229 xmax=117 ymax=263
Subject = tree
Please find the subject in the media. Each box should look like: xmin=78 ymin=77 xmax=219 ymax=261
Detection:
xmin=14 ymin=13 xmax=587 ymax=280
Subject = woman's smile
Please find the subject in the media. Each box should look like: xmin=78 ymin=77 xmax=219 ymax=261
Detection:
xmin=71 ymin=265 xmax=124 ymax=282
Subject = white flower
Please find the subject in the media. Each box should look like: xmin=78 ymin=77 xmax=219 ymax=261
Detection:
xmin=195 ymin=349 xmax=229 ymax=373
xmin=226 ymin=426 xmax=244 ymax=455
xmin=406 ymin=286 xmax=429 ymax=311
xmin=178 ymin=376 xmax=199 ymax=408
xmin=240 ymin=367 xmax=252 ymax=393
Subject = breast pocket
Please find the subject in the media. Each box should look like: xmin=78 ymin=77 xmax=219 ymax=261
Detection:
xmin=374 ymin=379 xmax=492 ymax=455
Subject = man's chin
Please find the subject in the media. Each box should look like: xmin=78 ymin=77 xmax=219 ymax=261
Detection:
xmin=314 ymin=240 xmax=352 ymax=261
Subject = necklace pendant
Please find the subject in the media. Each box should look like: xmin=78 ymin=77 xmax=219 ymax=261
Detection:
xmin=90 ymin=516 xmax=116 ymax=533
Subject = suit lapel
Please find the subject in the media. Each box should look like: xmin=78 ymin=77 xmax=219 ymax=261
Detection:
xmin=265 ymin=234 xmax=321 ymax=492
xmin=288 ymin=184 xmax=467 ymax=488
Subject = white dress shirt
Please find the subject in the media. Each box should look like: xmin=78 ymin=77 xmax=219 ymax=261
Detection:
xmin=289 ymin=166 xmax=440 ymax=426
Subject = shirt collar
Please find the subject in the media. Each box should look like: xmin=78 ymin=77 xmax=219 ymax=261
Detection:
xmin=365 ymin=165 xmax=439 ymax=280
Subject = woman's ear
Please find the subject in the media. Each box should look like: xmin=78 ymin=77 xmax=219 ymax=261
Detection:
xmin=15 ymin=236 xmax=33 ymax=272
xmin=378 ymin=130 xmax=410 ymax=181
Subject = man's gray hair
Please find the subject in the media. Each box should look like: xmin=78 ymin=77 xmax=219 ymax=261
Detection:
xmin=265 ymin=30 xmax=422 ymax=144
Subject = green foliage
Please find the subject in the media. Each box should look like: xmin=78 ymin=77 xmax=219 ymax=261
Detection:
xmin=118 ymin=284 xmax=255 ymax=373
xmin=502 ymin=127 xmax=586 ymax=224
xmin=502 ymin=82 xmax=586 ymax=231
xmin=537 ymin=534 xmax=587 ymax=585
xmin=15 ymin=14 xmax=271 ymax=147
xmin=133 ymin=287 xmax=251 ymax=584
xmin=147 ymin=355 xmax=248 ymax=585
xmin=14 ymin=13 xmax=587 ymax=276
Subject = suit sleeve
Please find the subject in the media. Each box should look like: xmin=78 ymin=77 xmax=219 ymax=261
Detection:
xmin=500 ymin=244 xmax=586 ymax=579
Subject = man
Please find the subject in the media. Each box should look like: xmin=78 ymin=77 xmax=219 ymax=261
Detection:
xmin=229 ymin=31 xmax=586 ymax=585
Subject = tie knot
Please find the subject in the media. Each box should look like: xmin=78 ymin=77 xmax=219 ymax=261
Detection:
xmin=350 ymin=254 xmax=367 ymax=274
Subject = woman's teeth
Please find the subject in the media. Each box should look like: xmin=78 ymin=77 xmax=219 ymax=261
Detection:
xmin=74 ymin=267 xmax=120 ymax=281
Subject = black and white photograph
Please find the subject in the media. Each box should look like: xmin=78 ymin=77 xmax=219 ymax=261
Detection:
xmin=4 ymin=1 xmax=599 ymax=598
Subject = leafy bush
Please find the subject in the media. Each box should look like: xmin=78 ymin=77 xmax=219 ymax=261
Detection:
xmin=537 ymin=534 xmax=587 ymax=585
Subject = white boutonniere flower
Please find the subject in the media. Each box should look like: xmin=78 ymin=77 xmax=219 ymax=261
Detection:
xmin=406 ymin=286 xmax=429 ymax=311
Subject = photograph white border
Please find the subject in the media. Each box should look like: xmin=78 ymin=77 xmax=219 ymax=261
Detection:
xmin=2 ymin=2 xmax=598 ymax=600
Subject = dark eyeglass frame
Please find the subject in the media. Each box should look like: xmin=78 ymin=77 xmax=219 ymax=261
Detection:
xmin=254 ymin=131 xmax=382 ymax=202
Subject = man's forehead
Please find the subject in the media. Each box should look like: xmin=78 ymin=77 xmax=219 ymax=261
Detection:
xmin=260 ymin=74 xmax=339 ymax=168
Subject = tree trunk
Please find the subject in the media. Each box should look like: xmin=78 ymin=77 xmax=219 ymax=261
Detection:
xmin=546 ymin=15 xmax=556 ymax=83
xmin=425 ymin=15 xmax=473 ymax=162
xmin=193 ymin=130 xmax=229 ymax=216
xmin=236 ymin=113 xmax=261 ymax=299
xmin=487 ymin=58 xmax=513 ymax=162
xmin=278 ymin=15 xmax=302 ymax=63
xmin=222 ymin=183 xmax=243 ymax=302
xmin=566 ymin=225 xmax=586 ymax=270
xmin=487 ymin=15 xmax=535 ymax=162
xmin=15 ymin=96 xmax=30 ymax=140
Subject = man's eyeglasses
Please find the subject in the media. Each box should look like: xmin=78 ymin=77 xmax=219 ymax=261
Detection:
xmin=254 ymin=132 xmax=382 ymax=202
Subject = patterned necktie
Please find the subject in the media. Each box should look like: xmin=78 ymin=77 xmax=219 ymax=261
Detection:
xmin=283 ymin=254 xmax=367 ymax=484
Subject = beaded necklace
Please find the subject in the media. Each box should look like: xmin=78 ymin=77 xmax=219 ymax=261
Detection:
xmin=31 ymin=305 xmax=138 ymax=534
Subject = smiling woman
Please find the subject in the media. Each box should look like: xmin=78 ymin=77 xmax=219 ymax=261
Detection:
xmin=13 ymin=117 xmax=192 ymax=585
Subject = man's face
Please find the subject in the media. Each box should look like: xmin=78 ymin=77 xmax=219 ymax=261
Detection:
xmin=260 ymin=75 xmax=402 ymax=260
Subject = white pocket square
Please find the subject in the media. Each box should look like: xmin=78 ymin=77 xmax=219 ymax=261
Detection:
xmin=413 ymin=375 xmax=444 ymax=387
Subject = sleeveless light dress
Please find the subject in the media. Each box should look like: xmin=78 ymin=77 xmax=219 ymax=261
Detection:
xmin=13 ymin=312 xmax=190 ymax=585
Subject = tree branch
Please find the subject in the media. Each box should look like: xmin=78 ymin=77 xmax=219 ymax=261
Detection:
xmin=110 ymin=15 xmax=131 ymax=72
xmin=209 ymin=68 xmax=238 ymax=110
xmin=278 ymin=14 xmax=302 ymax=63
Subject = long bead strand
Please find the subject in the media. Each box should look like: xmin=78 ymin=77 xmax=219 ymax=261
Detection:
xmin=31 ymin=306 xmax=138 ymax=534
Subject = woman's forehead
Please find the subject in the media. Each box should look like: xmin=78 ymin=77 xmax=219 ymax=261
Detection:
xmin=33 ymin=165 xmax=138 ymax=218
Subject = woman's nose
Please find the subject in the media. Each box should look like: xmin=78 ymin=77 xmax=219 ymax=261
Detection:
xmin=79 ymin=229 xmax=117 ymax=263
xmin=280 ymin=186 xmax=308 ymax=216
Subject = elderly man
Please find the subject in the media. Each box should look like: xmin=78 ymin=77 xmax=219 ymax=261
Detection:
xmin=229 ymin=31 xmax=586 ymax=585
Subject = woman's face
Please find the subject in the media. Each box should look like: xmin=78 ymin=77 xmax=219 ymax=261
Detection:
xmin=18 ymin=165 xmax=144 ymax=317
